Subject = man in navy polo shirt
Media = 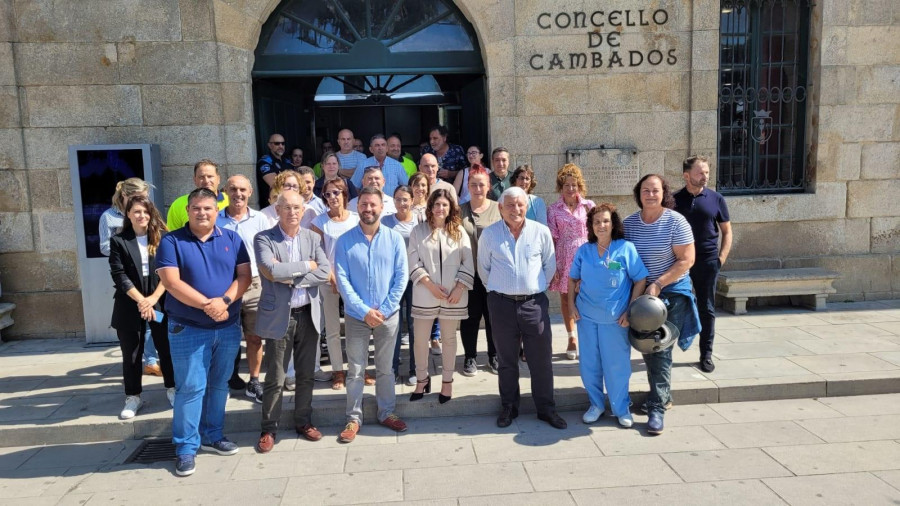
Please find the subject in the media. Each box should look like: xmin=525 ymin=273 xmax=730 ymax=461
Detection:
xmin=157 ymin=188 xmax=252 ymax=477
xmin=674 ymin=155 xmax=733 ymax=373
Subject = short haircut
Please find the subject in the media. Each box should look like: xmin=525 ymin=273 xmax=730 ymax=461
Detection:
xmin=187 ymin=187 xmax=217 ymax=206
xmin=388 ymin=132 xmax=403 ymax=142
xmin=429 ymin=124 xmax=448 ymax=137
xmin=323 ymin=178 xmax=350 ymax=209
xmin=369 ymin=133 xmax=386 ymax=144
xmin=586 ymin=203 xmax=625 ymax=243
xmin=491 ymin=147 xmax=509 ymax=160
xmin=499 ymin=186 xmax=527 ymax=205
xmin=555 ymin=163 xmax=587 ymax=194
xmin=275 ymin=190 xmax=303 ymax=208
xmin=511 ymin=164 xmax=536 ymax=194
xmin=393 ymin=185 xmax=413 ymax=198
xmin=296 ymin=166 xmax=315 ymax=179
xmin=633 ymin=174 xmax=675 ymax=209
xmin=193 ymin=158 xmax=219 ymax=175
xmin=683 ymin=154 xmax=710 ymax=172
xmin=358 ymin=185 xmax=383 ymax=201
xmin=321 ymin=151 xmax=341 ymax=168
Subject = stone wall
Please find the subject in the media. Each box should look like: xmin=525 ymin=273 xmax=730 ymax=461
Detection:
xmin=0 ymin=0 xmax=897 ymax=338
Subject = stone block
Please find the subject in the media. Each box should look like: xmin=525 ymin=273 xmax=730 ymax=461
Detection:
xmin=894 ymin=255 xmax=900 ymax=293
xmin=874 ymin=218 xmax=900 ymax=253
xmin=0 ymin=128 xmax=24 ymax=170
xmin=691 ymin=30 xmax=718 ymax=71
xmin=179 ymin=0 xmax=214 ymax=41
xmin=615 ymin=111 xmax=688 ymax=151
xmin=224 ymin=123 xmax=255 ymax=165
xmin=726 ymin=183 xmax=847 ymax=223
xmin=161 ymin=166 xmax=195 ymax=206
xmin=860 ymin=142 xmax=900 ymax=179
xmin=460 ymin=0 xmax=514 ymax=43
xmin=0 ymin=170 xmax=28 ymax=211
xmin=118 ymin=41 xmax=218 ymax=84
xmin=25 ymin=85 xmax=142 ymax=128
xmin=58 ymin=169 xmax=73 ymax=209
xmin=819 ymin=105 xmax=895 ymax=142
xmin=490 ymin=116 xmax=516 ymax=150
xmin=0 ymin=86 xmax=19 ymax=128
xmin=586 ymin=73 xmax=648 ymax=113
xmin=837 ymin=142 xmax=862 ymax=181
xmin=730 ymin=219 xmax=871 ymax=259
xmin=821 ymin=26 xmax=848 ymax=66
xmin=0 ymin=291 xmax=84 ymax=339
xmin=141 ymin=84 xmax=223 ymax=126
xmin=782 ymin=254 xmax=893 ymax=297
xmin=690 ymin=70 xmax=718 ymax=110
xmin=14 ymin=43 xmax=118 ymax=86
xmin=28 ymin=169 xmax=61 ymax=210
xmin=822 ymin=0 xmax=850 ymax=25
xmin=0 ymin=251 xmax=79 ymax=292
xmin=0 ymin=212 xmax=33 ymax=252
xmin=212 ymin=0 xmax=263 ymax=49
xmin=221 ymin=82 xmax=252 ymax=124
xmin=689 ymin=110 xmax=717 ymax=151
xmin=517 ymin=114 xmax=616 ymax=156
xmin=847 ymin=26 xmax=900 ymax=65
xmin=693 ymin=0 xmax=720 ymax=30
xmin=818 ymin=65 xmax=858 ymax=106
xmin=35 ymin=212 xmax=75 ymax=252
xmin=0 ymin=1 xmax=13 ymax=42
xmin=848 ymin=179 xmax=900 ymax=217
xmin=519 ymin=75 xmax=589 ymax=116
xmin=0 ymin=43 xmax=13 ymax=86
xmin=14 ymin=0 xmax=181 ymax=42
xmin=483 ymin=39 xmax=514 ymax=78
xmin=857 ymin=65 xmax=900 ymax=104
xmin=849 ymin=0 xmax=895 ymax=26
xmin=217 ymin=43 xmax=253 ymax=83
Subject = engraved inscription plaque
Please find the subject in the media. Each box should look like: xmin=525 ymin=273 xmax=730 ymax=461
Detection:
xmin=565 ymin=148 xmax=639 ymax=196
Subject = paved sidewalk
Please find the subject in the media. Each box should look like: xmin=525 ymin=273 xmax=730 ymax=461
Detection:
xmin=2 ymin=393 xmax=900 ymax=504
xmin=0 ymin=300 xmax=899 ymax=446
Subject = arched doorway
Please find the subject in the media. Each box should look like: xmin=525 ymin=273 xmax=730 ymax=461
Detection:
xmin=252 ymin=0 xmax=486 ymax=184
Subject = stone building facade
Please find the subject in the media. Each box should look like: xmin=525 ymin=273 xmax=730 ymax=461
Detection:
xmin=0 ymin=0 xmax=897 ymax=339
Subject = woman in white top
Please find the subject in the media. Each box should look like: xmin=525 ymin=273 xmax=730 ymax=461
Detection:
xmin=407 ymin=189 xmax=475 ymax=404
xmin=452 ymin=145 xmax=482 ymax=205
xmin=310 ymin=178 xmax=361 ymax=390
xmin=99 ymin=177 xmax=151 ymax=257
xmin=261 ymin=170 xmax=303 ymax=226
xmin=408 ymin=172 xmax=430 ymax=222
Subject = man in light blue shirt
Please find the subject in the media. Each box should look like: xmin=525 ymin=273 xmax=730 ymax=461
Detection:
xmin=351 ymin=134 xmax=408 ymax=195
xmin=216 ymin=175 xmax=272 ymax=402
xmin=333 ymin=186 xmax=409 ymax=442
xmin=335 ymin=128 xmax=369 ymax=181
xmin=477 ymin=186 xmax=567 ymax=430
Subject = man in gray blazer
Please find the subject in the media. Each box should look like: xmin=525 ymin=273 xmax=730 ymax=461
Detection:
xmin=253 ymin=190 xmax=330 ymax=452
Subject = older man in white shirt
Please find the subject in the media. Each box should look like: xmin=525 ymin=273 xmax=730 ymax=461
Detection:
xmin=478 ymin=186 xmax=566 ymax=430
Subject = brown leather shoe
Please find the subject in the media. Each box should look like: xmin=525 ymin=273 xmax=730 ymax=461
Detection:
xmin=296 ymin=423 xmax=323 ymax=442
xmin=379 ymin=414 xmax=407 ymax=432
xmin=143 ymin=364 xmax=162 ymax=376
xmin=331 ymin=371 xmax=345 ymax=390
xmin=364 ymin=371 xmax=376 ymax=386
xmin=339 ymin=421 xmax=359 ymax=443
xmin=256 ymin=432 xmax=275 ymax=453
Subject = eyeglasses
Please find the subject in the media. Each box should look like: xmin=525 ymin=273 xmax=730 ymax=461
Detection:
xmin=270 ymin=141 xmax=285 ymax=146
xmin=467 ymin=151 xmax=481 ymax=155
xmin=323 ymin=191 xmax=342 ymax=199
xmin=282 ymin=183 xmax=301 ymax=190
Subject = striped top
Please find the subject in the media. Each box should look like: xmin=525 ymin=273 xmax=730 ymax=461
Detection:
xmin=623 ymin=209 xmax=694 ymax=283
xmin=336 ymin=151 xmax=368 ymax=178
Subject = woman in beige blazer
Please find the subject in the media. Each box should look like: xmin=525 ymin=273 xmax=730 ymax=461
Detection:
xmin=407 ymin=188 xmax=474 ymax=403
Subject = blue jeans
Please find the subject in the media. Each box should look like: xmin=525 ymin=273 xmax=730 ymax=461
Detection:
xmin=393 ymin=282 xmax=416 ymax=377
xmin=642 ymin=292 xmax=692 ymax=416
xmin=168 ymin=320 xmax=242 ymax=456
xmin=143 ymin=326 xmax=159 ymax=366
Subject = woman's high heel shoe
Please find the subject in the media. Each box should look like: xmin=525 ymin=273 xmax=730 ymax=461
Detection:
xmin=409 ymin=376 xmax=431 ymax=401
xmin=439 ymin=379 xmax=453 ymax=404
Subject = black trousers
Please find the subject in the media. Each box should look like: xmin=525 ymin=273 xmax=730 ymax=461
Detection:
xmin=116 ymin=319 xmax=175 ymax=395
xmin=261 ymin=306 xmax=319 ymax=433
xmin=486 ymin=291 xmax=555 ymax=414
xmin=461 ymin=274 xmax=496 ymax=360
xmin=689 ymin=258 xmax=720 ymax=359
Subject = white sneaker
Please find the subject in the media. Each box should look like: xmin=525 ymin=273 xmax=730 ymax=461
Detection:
xmin=405 ymin=375 xmax=417 ymax=387
xmin=582 ymin=405 xmax=604 ymax=424
xmin=120 ymin=395 xmax=143 ymax=419
xmin=617 ymin=414 xmax=634 ymax=428
xmin=166 ymin=387 xmax=176 ymax=407
xmin=431 ymin=341 xmax=442 ymax=355
xmin=400 ymin=333 xmax=410 ymax=345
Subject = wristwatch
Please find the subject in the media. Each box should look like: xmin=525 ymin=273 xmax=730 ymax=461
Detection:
xmin=222 ymin=295 xmax=232 ymax=306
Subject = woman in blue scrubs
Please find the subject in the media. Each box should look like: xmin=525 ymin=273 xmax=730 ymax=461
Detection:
xmin=568 ymin=203 xmax=648 ymax=427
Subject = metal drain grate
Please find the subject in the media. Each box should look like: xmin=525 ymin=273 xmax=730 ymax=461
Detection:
xmin=125 ymin=438 xmax=177 ymax=464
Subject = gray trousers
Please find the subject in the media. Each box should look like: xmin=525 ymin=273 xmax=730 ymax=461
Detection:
xmin=345 ymin=313 xmax=399 ymax=425
xmin=261 ymin=305 xmax=318 ymax=434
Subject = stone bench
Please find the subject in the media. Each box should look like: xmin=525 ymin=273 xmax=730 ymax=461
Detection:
xmin=716 ymin=268 xmax=840 ymax=315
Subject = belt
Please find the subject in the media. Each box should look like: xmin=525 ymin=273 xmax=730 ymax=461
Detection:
xmin=496 ymin=292 xmax=537 ymax=302
xmin=289 ymin=305 xmax=311 ymax=314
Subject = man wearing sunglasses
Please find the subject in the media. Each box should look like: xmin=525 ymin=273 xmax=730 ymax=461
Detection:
xmin=257 ymin=133 xmax=292 ymax=203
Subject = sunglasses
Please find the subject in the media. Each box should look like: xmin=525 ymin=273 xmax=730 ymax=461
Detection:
xmin=323 ymin=191 xmax=342 ymax=199
xmin=270 ymin=141 xmax=285 ymax=146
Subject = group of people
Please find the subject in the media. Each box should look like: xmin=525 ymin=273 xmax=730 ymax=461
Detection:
xmin=101 ymin=122 xmax=732 ymax=478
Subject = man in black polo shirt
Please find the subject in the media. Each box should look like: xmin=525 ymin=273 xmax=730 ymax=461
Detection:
xmin=257 ymin=133 xmax=291 ymax=204
xmin=674 ymin=155 xmax=733 ymax=373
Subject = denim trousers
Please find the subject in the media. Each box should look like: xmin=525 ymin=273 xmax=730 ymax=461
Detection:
xmin=168 ymin=320 xmax=242 ymax=456
xmin=345 ymin=313 xmax=399 ymax=424
xmin=576 ymin=318 xmax=632 ymax=417
xmin=142 ymin=326 xmax=159 ymax=366
xmin=642 ymin=292 xmax=692 ymax=416
xmin=689 ymin=258 xmax=720 ymax=359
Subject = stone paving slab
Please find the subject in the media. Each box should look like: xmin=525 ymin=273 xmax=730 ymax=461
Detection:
xmin=660 ymin=447 xmax=794 ymax=482
xmin=1 ymin=302 xmax=900 ymax=447
xmin=572 ymin=480 xmax=788 ymax=505
xmin=763 ymin=472 xmax=900 ymax=506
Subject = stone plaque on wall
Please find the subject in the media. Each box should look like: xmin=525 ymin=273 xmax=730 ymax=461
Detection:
xmin=566 ymin=148 xmax=638 ymax=196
